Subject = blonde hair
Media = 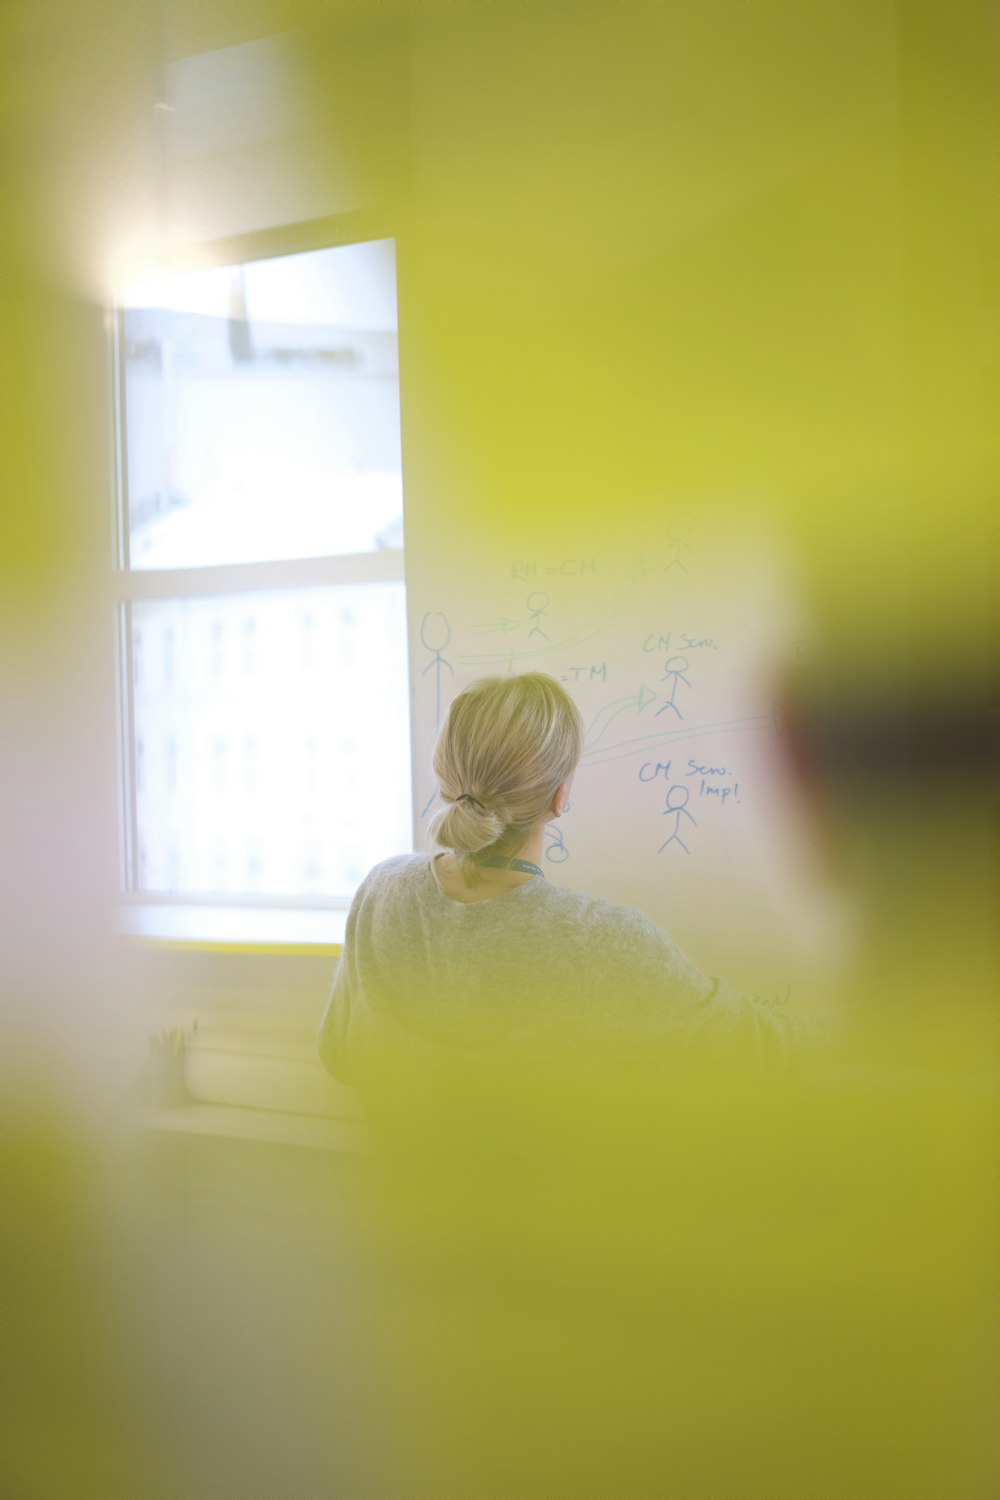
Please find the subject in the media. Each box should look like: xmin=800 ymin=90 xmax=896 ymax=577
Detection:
xmin=429 ymin=673 xmax=584 ymax=884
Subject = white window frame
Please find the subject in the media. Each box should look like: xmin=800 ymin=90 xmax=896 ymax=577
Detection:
xmin=110 ymin=213 xmax=408 ymax=946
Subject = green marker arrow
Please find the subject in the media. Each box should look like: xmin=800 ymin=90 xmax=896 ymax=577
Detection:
xmin=587 ymin=685 xmax=659 ymax=751
xmin=473 ymin=617 xmax=521 ymax=635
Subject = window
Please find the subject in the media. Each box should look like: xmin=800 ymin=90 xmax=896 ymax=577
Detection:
xmin=112 ymin=230 xmax=412 ymax=941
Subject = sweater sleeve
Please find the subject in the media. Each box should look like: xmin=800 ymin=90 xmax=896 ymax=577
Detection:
xmin=595 ymin=902 xmax=798 ymax=1064
xmin=686 ymin=974 xmax=797 ymax=1064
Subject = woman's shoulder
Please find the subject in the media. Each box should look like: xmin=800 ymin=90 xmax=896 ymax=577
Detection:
xmin=366 ymin=852 xmax=430 ymax=880
xmin=534 ymin=880 xmax=674 ymax=948
xmin=355 ymin=853 xmax=432 ymax=898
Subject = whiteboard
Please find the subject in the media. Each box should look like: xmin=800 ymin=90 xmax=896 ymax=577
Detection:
xmin=407 ymin=515 xmax=850 ymax=999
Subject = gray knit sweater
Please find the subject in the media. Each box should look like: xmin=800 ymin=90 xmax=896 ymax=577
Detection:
xmin=318 ymin=854 xmax=792 ymax=1082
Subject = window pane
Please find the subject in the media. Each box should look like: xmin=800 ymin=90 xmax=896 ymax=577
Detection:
xmin=122 ymin=239 xmax=404 ymax=569
xmin=131 ymin=583 xmax=412 ymax=899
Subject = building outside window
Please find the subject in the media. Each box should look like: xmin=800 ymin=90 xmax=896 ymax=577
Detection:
xmin=112 ymin=231 xmax=412 ymax=938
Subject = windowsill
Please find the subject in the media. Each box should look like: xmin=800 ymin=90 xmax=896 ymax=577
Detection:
xmin=138 ymin=1101 xmax=368 ymax=1152
xmin=117 ymin=903 xmax=346 ymax=950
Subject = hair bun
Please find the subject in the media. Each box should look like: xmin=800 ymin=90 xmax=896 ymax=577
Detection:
xmin=429 ymin=795 xmax=505 ymax=854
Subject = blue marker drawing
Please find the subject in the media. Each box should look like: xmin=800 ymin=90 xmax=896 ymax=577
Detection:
xmin=420 ymin=787 xmax=438 ymax=820
xmin=578 ymin=704 xmax=777 ymax=769
xmin=420 ymin=611 xmax=454 ymax=725
xmin=545 ymin=823 xmax=569 ymax=864
xmin=655 ymin=655 xmax=691 ymax=719
xmin=461 ymin=560 xmax=640 ymax=666
xmin=526 ymin=591 xmax=551 ymax=641
xmin=658 ymin=785 xmax=697 ymax=854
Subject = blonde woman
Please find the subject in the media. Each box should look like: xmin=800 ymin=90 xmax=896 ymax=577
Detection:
xmin=318 ymin=673 xmax=790 ymax=1081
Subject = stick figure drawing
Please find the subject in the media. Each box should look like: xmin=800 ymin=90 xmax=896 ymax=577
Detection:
xmin=658 ymin=785 xmax=697 ymax=854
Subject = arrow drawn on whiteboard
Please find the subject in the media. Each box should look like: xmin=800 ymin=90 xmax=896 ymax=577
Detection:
xmin=420 ymin=788 xmax=438 ymax=819
xmin=585 ymin=683 xmax=658 ymax=753
xmin=460 ymin=563 xmax=640 ymax=666
xmin=579 ymin=706 xmax=778 ymax=768
xmin=472 ymin=617 xmax=521 ymax=635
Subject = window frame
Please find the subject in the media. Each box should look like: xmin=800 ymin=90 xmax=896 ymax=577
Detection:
xmin=110 ymin=210 xmax=410 ymax=940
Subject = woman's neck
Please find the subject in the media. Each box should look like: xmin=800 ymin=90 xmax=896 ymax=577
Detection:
xmin=433 ymin=826 xmax=547 ymax=904
xmin=498 ymin=827 xmax=545 ymax=870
